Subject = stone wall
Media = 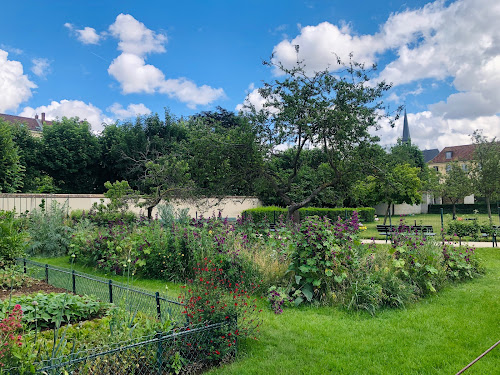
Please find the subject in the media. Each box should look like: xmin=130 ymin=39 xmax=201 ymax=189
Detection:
xmin=0 ymin=194 xmax=262 ymax=219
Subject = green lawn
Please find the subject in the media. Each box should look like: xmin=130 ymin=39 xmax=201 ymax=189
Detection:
xmin=361 ymin=213 xmax=499 ymax=241
xmin=35 ymin=246 xmax=500 ymax=375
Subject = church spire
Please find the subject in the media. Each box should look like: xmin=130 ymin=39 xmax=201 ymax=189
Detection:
xmin=402 ymin=109 xmax=410 ymax=143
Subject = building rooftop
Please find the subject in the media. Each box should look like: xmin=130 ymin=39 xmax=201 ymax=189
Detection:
xmin=0 ymin=113 xmax=52 ymax=132
xmin=430 ymin=144 xmax=476 ymax=163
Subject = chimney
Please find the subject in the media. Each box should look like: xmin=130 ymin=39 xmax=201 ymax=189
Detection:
xmin=41 ymin=113 xmax=46 ymax=122
xmin=35 ymin=114 xmax=39 ymax=120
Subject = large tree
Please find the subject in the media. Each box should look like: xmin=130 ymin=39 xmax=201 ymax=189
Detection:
xmin=440 ymin=162 xmax=473 ymax=220
xmin=39 ymin=117 xmax=101 ymax=193
xmin=10 ymin=122 xmax=42 ymax=192
xmin=470 ymin=131 xmax=500 ymax=221
xmin=0 ymin=119 xmax=24 ymax=193
xmin=243 ymin=56 xmax=397 ymax=219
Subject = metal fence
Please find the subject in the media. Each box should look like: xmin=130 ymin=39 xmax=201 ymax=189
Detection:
xmin=6 ymin=321 xmax=236 ymax=374
xmin=16 ymin=258 xmax=185 ymax=324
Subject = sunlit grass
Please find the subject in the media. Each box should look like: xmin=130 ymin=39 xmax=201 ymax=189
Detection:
xmin=33 ymin=245 xmax=499 ymax=374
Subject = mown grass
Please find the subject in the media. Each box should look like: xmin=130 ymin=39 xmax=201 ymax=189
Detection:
xmin=361 ymin=213 xmax=499 ymax=241
xmin=35 ymin=245 xmax=499 ymax=374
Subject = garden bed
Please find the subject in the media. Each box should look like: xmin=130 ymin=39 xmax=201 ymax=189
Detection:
xmin=0 ymin=278 xmax=68 ymax=300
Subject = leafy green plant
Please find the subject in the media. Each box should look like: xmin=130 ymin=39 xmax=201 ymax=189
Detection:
xmin=0 ymin=266 xmax=33 ymax=290
xmin=446 ymin=218 xmax=481 ymax=240
xmin=0 ymin=210 xmax=27 ymax=266
xmin=26 ymin=201 xmax=72 ymax=257
xmin=1 ymin=293 xmax=109 ymax=330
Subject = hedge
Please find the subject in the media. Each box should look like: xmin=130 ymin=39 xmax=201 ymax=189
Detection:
xmin=242 ymin=206 xmax=375 ymax=224
xmin=428 ymin=203 xmax=500 ymax=215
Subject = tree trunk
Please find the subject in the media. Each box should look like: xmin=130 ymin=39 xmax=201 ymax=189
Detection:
xmin=383 ymin=202 xmax=391 ymax=225
xmin=287 ymin=205 xmax=301 ymax=223
xmin=452 ymin=202 xmax=456 ymax=220
xmin=486 ymin=196 xmax=492 ymax=223
xmin=147 ymin=206 xmax=153 ymax=220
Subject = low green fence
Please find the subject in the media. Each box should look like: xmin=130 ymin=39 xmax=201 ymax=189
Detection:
xmin=6 ymin=321 xmax=235 ymax=374
xmin=16 ymin=258 xmax=184 ymax=324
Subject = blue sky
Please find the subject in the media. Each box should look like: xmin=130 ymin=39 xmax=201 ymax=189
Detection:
xmin=1 ymin=0 xmax=498 ymax=150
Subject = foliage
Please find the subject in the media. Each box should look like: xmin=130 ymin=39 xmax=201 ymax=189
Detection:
xmin=267 ymin=286 xmax=293 ymax=314
xmin=10 ymin=122 xmax=41 ymax=193
xmin=242 ymin=207 xmax=375 ymax=224
xmin=0 ymin=119 xmax=24 ymax=193
xmin=288 ymin=214 xmax=363 ymax=305
xmin=139 ymin=154 xmax=193 ymax=219
xmin=390 ymin=226 xmax=447 ymax=296
xmin=26 ymin=201 xmax=72 ymax=257
xmin=243 ymin=55 xmax=396 ymax=218
xmin=0 ymin=266 xmax=33 ymax=290
xmin=442 ymin=245 xmax=482 ymax=281
xmin=188 ymin=108 xmax=261 ymax=196
xmin=440 ymin=162 xmax=473 ymax=219
xmin=0 ymin=211 xmax=27 ymax=266
xmin=103 ymin=180 xmax=137 ymax=212
xmin=0 ymin=304 xmax=23 ymax=368
xmin=446 ymin=218 xmax=481 ymax=239
xmin=70 ymin=200 xmax=137 ymax=227
xmin=157 ymin=203 xmax=190 ymax=227
xmin=1 ymin=293 xmax=109 ymax=331
xmin=38 ymin=117 xmax=101 ymax=193
xmin=179 ymin=258 xmax=261 ymax=333
xmin=470 ymin=130 xmax=500 ymax=221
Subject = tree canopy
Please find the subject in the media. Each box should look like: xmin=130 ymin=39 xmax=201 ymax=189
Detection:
xmin=0 ymin=119 xmax=24 ymax=193
xmin=243 ymin=56 xmax=397 ymax=219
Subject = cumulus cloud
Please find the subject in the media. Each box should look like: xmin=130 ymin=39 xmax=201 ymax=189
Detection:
xmin=19 ymin=100 xmax=113 ymax=133
xmin=31 ymin=58 xmax=51 ymax=78
xmin=107 ymin=102 xmax=151 ymax=120
xmin=108 ymin=14 xmax=167 ymax=56
xmin=373 ymin=111 xmax=500 ymax=150
xmin=268 ymin=0 xmax=500 ymax=148
xmin=0 ymin=49 xmax=37 ymax=112
xmin=105 ymin=13 xmax=224 ymax=108
xmin=64 ymin=23 xmax=102 ymax=45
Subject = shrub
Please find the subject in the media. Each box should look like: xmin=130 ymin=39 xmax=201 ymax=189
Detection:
xmin=242 ymin=206 xmax=375 ymax=225
xmin=391 ymin=225 xmax=447 ymax=296
xmin=288 ymin=214 xmax=363 ymax=305
xmin=442 ymin=245 xmax=483 ymax=281
xmin=446 ymin=219 xmax=481 ymax=240
xmin=26 ymin=202 xmax=72 ymax=257
xmin=0 ymin=210 xmax=27 ymax=266
xmin=1 ymin=293 xmax=109 ymax=331
xmin=0 ymin=304 xmax=23 ymax=369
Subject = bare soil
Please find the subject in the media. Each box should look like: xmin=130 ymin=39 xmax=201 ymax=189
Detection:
xmin=0 ymin=279 xmax=69 ymax=300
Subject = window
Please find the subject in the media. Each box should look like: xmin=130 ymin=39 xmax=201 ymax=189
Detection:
xmin=434 ymin=166 xmax=439 ymax=172
xmin=462 ymin=163 xmax=468 ymax=171
xmin=446 ymin=164 xmax=452 ymax=172
xmin=445 ymin=151 xmax=453 ymax=159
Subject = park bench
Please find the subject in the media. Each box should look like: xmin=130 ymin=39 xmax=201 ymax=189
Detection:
xmin=481 ymin=226 xmax=498 ymax=247
xmin=376 ymin=224 xmax=435 ymax=243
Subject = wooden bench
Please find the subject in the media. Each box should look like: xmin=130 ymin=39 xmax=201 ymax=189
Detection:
xmin=481 ymin=226 xmax=499 ymax=247
xmin=376 ymin=224 xmax=435 ymax=243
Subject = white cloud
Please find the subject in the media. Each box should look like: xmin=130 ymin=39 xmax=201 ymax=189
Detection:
xmin=269 ymin=0 xmax=500 ymax=144
xmin=105 ymin=14 xmax=224 ymax=108
xmin=64 ymin=23 xmax=102 ymax=45
xmin=0 ymin=49 xmax=37 ymax=112
xmin=19 ymin=100 xmax=113 ymax=133
xmin=160 ymin=79 xmax=225 ymax=109
xmin=107 ymin=102 xmax=151 ymax=120
xmin=31 ymin=58 xmax=51 ymax=78
xmin=236 ymin=88 xmax=268 ymax=112
xmin=108 ymin=53 xmax=165 ymax=94
xmin=109 ymin=14 xmax=167 ymax=56
xmin=374 ymin=111 xmax=500 ymax=150
xmin=77 ymin=27 xmax=101 ymax=45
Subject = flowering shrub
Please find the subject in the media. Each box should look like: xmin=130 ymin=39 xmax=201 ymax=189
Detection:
xmin=288 ymin=213 xmax=363 ymax=305
xmin=267 ymin=286 xmax=292 ymax=314
xmin=0 ymin=304 xmax=23 ymax=368
xmin=446 ymin=219 xmax=481 ymax=240
xmin=442 ymin=244 xmax=483 ymax=280
xmin=177 ymin=258 xmax=262 ymax=366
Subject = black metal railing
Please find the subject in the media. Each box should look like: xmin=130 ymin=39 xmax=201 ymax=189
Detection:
xmin=16 ymin=258 xmax=185 ymax=324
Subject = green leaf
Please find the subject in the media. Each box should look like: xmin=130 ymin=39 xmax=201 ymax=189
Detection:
xmin=295 ymin=275 xmax=302 ymax=285
xmin=325 ymin=269 xmax=333 ymax=277
xmin=298 ymin=265 xmax=310 ymax=274
xmin=312 ymin=279 xmax=321 ymax=287
xmin=302 ymin=284 xmax=313 ymax=302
